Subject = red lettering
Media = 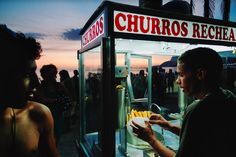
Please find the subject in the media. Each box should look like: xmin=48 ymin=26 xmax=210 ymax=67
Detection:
xmin=127 ymin=14 xmax=138 ymax=32
xmin=111 ymin=11 xmax=236 ymax=43
xmin=140 ymin=16 xmax=150 ymax=33
xmin=151 ymin=18 xmax=161 ymax=34
xmin=85 ymin=33 xmax=88 ymax=45
xmin=229 ymin=29 xmax=235 ymax=41
xmin=181 ymin=22 xmax=188 ymax=37
xmin=99 ymin=16 xmax=104 ymax=34
xmin=171 ymin=21 xmax=180 ymax=36
xmin=96 ymin=21 xmax=99 ymax=36
xmin=85 ymin=31 xmax=88 ymax=44
xmin=82 ymin=14 xmax=104 ymax=47
xmin=208 ymin=26 xmax=215 ymax=39
xmin=201 ymin=24 xmax=207 ymax=38
xmin=223 ymin=28 xmax=228 ymax=40
xmin=215 ymin=26 xmax=222 ymax=40
xmin=115 ymin=13 xmax=126 ymax=31
xmin=192 ymin=23 xmax=200 ymax=38
xmin=89 ymin=28 xmax=92 ymax=42
xmin=162 ymin=19 xmax=171 ymax=35
xmin=92 ymin=25 xmax=96 ymax=40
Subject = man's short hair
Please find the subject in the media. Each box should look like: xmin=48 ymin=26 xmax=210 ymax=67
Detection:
xmin=178 ymin=47 xmax=223 ymax=85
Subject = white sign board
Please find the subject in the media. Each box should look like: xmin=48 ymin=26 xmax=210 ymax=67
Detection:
xmin=82 ymin=13 xmax=104 ymax=48
xmin=114 ymin=11 xmax=236 ymax=43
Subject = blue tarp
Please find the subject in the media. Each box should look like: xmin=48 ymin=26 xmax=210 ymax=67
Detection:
xmin=218 ymin=51 xmax=236 ymax=64
xmin=160 ymin=51 xmax=236 ymax=67
xmin=218 ymin=50 xmax=236 ymax=58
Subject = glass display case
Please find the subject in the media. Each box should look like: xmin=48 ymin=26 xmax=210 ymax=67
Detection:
xmin=76 ymin=1 xmax=236 ymax=157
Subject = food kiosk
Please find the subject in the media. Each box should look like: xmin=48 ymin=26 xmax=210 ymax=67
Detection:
xmin=76 ymin=1 xmax=236 ymax=157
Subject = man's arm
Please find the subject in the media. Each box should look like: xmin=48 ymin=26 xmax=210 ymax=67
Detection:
xmin=149 ymin=138 xmax=175 ymax=157
xmin=167 ymin=123 xmax=181 ymax=136
xmin=132 ymin=121 xmax=175 ymax=157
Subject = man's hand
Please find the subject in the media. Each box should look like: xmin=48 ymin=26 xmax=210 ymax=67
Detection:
xmin=131 ymin=120 xmax=157 ymax=143
xmin=150 ymin=114 xmax=181 ymax=136
xmin=149 ymin=114 xmax=171 ymax=131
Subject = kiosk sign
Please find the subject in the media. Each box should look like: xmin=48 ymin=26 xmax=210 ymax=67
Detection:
xmin=82 ymin=13 xmax=104 ymax=48
xmin=114 ymin=11 xmax=236 ymax=43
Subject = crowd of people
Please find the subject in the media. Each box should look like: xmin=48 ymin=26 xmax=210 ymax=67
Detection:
xmin=33 ymin=65 xmax=79 ymax=145
xmin=132 ymin=68 xmax=177 ymax=97
xmin=131 ymin=65 xmax=177 ymax=110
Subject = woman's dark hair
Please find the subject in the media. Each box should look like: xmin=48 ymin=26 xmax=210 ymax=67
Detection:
xmin=0 ymin=24 xmax=42 ymax=75
xmin=0 ymin=24 xmax=42 ymax=61
xmin=178 ymin=47 xmax=223 ymax=86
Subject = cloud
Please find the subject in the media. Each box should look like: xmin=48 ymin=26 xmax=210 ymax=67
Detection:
xmin=43 ymin=47 xmax=77 ymax=52
xmin=62 ymin=28 xmax=81 ymax=40
xmin=25 ymin=32 xmax=45 ymax=39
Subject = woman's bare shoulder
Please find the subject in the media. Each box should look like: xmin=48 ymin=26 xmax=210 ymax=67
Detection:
xmin=28 ymin=101 xmax=51 ymax=113
xmin=27 ymin=101 xmax=53 ymax=125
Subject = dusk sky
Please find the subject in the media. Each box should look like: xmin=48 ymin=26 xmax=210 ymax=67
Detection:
xmin=1 ymin=0 xmax=236 ymax=79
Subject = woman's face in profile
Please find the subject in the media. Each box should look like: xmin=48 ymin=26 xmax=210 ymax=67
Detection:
xmin=0 ymin=60 xmax=37 ymax=108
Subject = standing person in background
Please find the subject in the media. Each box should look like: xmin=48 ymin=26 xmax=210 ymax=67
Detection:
xmin=152 ymin=67 xmax=166 ymax=106
xmin=35 ymin=64 xmax=69 ymax=145
xmin=166 ymin=69 xmax=175 ymax=93
xmin=71 ymin=69 xmax=80 ymax=124
xmin=132 ymin=47 xmax=236 ymax=157
xmin=133 ymin=70 xmax=147 ymax=99
xmin=0 ymin=24 xmax=60 ymax=157
xmin=59 ymin=70 xmax=76 ymax=103
xmin=72 ymin=70 xmax=79 ymax=106
xmin=59 ymin=69 xmax=76 ymax=131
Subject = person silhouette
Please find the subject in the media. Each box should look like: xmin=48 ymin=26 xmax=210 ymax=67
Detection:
xmin=72 ymin=70 xmax=79 ymax=105
xmin=71 ymin=70 xmax=79 ymax=124
xmin=0 ymin=24 xmax=60 ymax=157
xmin=133 ymin=70 xmax=147 ymax=98
xmin=59 ymin=69 xmax=76 ymax=131
xmin=166 ymin=69 xmax=175 ymax=93
xmin=152 ymin=67 xmax=166 ymax=106
xmin=35 ymin=64 xmax=70 ymax=144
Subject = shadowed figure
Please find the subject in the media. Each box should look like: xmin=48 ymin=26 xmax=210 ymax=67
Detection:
xmin=152 ymin=67 xmax=166 ymax=106
xmin=59 ymin=69 xmax=76 ymax=131
xmin=132 ymin=47 xmax=236 ymax=157
xmin=0 ymin=24 xmax=60 ymax=157
xmin=35 ymin=64 xmax=70 ymax=145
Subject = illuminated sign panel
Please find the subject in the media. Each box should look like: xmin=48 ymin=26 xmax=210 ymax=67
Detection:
xmin=82 ymin=13 xmax=104 ymax=48
xmin=114 ymin=11 xmax=236 ymax=43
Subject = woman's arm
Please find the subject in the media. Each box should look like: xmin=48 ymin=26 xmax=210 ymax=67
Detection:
xmin=36 ymin=104 xmax=60 ymax=157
